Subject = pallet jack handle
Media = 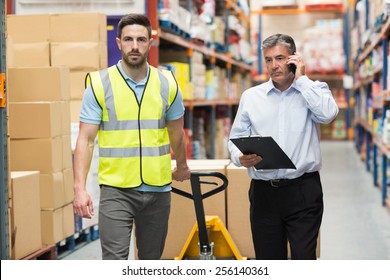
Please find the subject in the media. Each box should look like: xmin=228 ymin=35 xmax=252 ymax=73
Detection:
xmin=171 ymin=171 xmax=228 ymax=258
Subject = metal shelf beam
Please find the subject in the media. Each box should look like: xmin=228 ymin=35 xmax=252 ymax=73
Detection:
xmin=0 ymin=0 xmax=9 ymax=260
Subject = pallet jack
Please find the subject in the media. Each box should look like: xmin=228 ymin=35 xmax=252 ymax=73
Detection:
xmin=171 ymin=171 xmax=246 ymax=260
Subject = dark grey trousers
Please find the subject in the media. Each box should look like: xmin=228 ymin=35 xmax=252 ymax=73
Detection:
xmin=99 ymin=185 xmax=171 ymax=260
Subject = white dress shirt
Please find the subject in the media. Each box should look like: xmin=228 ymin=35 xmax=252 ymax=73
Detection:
xmin=228 ymin=75 xmax=339 ymax=180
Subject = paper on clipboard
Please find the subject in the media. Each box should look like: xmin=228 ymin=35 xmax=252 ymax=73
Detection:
xmin=230 ymin=136 xmax=296 ymax=170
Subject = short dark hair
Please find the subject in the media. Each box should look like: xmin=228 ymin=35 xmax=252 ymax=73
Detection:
xmin=262 ymin=34 xmax=296 ymax=55
xmin=117 ymin=13 xmax=152 ymax=39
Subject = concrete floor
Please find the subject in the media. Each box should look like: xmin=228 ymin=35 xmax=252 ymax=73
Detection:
xmin=61 ymin=140 xmax=390 ymax=260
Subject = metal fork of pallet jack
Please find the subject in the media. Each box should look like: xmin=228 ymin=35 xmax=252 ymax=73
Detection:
xmin=172 ymin=171 xmax=228 ymax=260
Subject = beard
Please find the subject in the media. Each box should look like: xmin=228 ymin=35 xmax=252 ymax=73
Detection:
xmin=122 ymin=51 xmax=148 ymax=69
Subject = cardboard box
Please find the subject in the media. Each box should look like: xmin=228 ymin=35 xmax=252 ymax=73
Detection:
xmin=6 ymin=36 xmax=15 ymax=68
xmin=7 ymin=66 xmax=70 ymax=102
xmin=70 ymin=99 xmax=82 ymax=123
xmin=7 ymin=14 xmax=51 ymax=43
xmin=225 ymin=163 xmax=254 ymax=258
xmin=8 ymin=207 xmax=12 ymax=259
xmin=10 ymin=42 xmax=50 ymax=67
xmin=62 ymin=135 xmax=73 ymax=170
xmin=41 ymin=202 xmax=75 ymax=245
xmin=50 ymin=13 xmax=107 ymax=43
xmin=63 ymin=203 xmax=75 ymax=240
xmin=61 ymin=101 xmax=71 ymax=135
xmin=40 ymin=172 xmax=65 ymax=210
xmin=10 ymin=137 xmax=63 ymax=173
xmin=70 ymin=71 xmax=88 ymax=100
xmin=51 ymin=42 xmax=106 ymax=71
xmin=161 ymin=160 xmax=230 ymax=259
xmin=41 ymin=207 xmax=63 ymax=245
xmin=63 ymin=168 xmax=74 ymax=205
xmin=10 ymin=171 xmax=42 ymax=259
xmin=9 ymin=102 xmax=62 ymax=139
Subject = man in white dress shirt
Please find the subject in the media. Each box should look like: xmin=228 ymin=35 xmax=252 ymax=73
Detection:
xmin=228 ymin=34 xmax=339 ymax=260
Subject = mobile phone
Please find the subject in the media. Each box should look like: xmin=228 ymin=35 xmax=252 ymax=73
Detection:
xmin=288 ymin=63 xmax=296 ymax=74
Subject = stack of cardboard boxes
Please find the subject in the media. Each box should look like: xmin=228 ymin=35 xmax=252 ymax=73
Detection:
xmin=6 ymin=12 xmax=107 ymax=259
xmin=8 ymin=171 xmax=41 ymax=260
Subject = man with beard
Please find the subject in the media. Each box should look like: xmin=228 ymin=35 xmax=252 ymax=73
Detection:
xmin=73 ymin=13 xmax=191 ymax=260
xmin=228 ymin=34 xmax=339 ymax=259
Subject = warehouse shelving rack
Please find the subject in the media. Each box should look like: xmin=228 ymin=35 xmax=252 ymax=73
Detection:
xmin=353 ymin=14 xmax=390 ymax=207
xmin=252 ymin=4 xmax=351 ymax=141
xmin=154 ymin=0 xmax=255 ymax=159
xmin=0 ymin=0 xmax=9 ymax=260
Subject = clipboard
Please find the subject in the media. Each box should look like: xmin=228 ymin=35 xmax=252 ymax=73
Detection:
xmin=230 ymin=136 xmax=296 ymax=170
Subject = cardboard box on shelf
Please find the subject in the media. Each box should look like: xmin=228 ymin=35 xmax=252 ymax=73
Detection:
xmin=9 ymin=42 xmax=50 ymax=67
xmin=63 ymin=168 xmax=74 ymax=205
xmin=70 ymin=71 xmax=88 ymax=100
xmin=7 ymin=66 xmax=70 ymax=102
xmin=61 ymin=134 xmax=73 ymax=170
xmin=40 ymin=172 xmax=65 ymax=210
xmin=63 ymin=203 xmax=76 ymax=240
xmin=61 ymin=101 xmax=71 ymax=135
xmin=70 ymin=99 xmax=82 ymax=123
xmin=50 ymin=13 xmax=107 ymax=43
xmin=225 ymin=163 xmax=254 ymax=258
xmin=10 ymin=137 xmax=63 ymax=173
xmin=6 ymin=14 xmax=51 ymax=43
xmin=9 ymin=102 xmax=62 ymax=139
xmin=40 ymin=207 xmax=63 ymax=245
xmin=10 ymin=171 xmax=42 ymax=259
xmin=50 ymin=42 xmax=107 ymax=71
xmin=41 ymin=202 xmax=75 ymax=245
xmin=6 ymin=36 xmax=15 ymax=68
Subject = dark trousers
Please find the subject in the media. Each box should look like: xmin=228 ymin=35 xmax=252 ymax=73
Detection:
xmin=99 ymin=186 xmax=171 ymax=260
xmin=249 ymin=172 xmax=323 ymax=260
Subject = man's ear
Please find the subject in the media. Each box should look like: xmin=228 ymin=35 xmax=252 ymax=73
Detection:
xmin=116 ymin=37 xmax=121 ymax=50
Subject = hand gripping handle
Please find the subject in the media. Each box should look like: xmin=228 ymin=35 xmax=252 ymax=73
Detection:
xmin=171 ymin=171 xmax=228 ymax=200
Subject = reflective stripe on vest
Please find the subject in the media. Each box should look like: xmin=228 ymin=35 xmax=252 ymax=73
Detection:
xmin=87 ymin=65 xmax=178 ymax=188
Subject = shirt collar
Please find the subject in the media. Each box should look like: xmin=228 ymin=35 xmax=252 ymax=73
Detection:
xmin=117 ymin=60 xmax=149 ymax=86
xmin=265 ymin=78 xmax=299 ymax=95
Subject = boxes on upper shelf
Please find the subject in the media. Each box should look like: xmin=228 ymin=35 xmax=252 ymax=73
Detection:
xmin=6 ymin=12 xmax=108 ymax=99
xmin=6 ymin=14 xmax=51 ymax=43
xmin=50 ymin=13 xmax=107 ymax=43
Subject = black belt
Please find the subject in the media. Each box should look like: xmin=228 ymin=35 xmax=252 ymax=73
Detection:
xmin=256 ymin=171 xmax=318 ymax=188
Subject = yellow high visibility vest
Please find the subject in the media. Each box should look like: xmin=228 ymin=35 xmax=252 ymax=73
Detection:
xmin=86 ymin=65 xmax=178 ymax=188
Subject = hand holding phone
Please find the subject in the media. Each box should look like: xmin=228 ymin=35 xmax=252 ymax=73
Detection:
xmin=288 ymin=63 xmax=296 ymax=74
xmin=287 ymin=52 xmax=304 ymax=77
